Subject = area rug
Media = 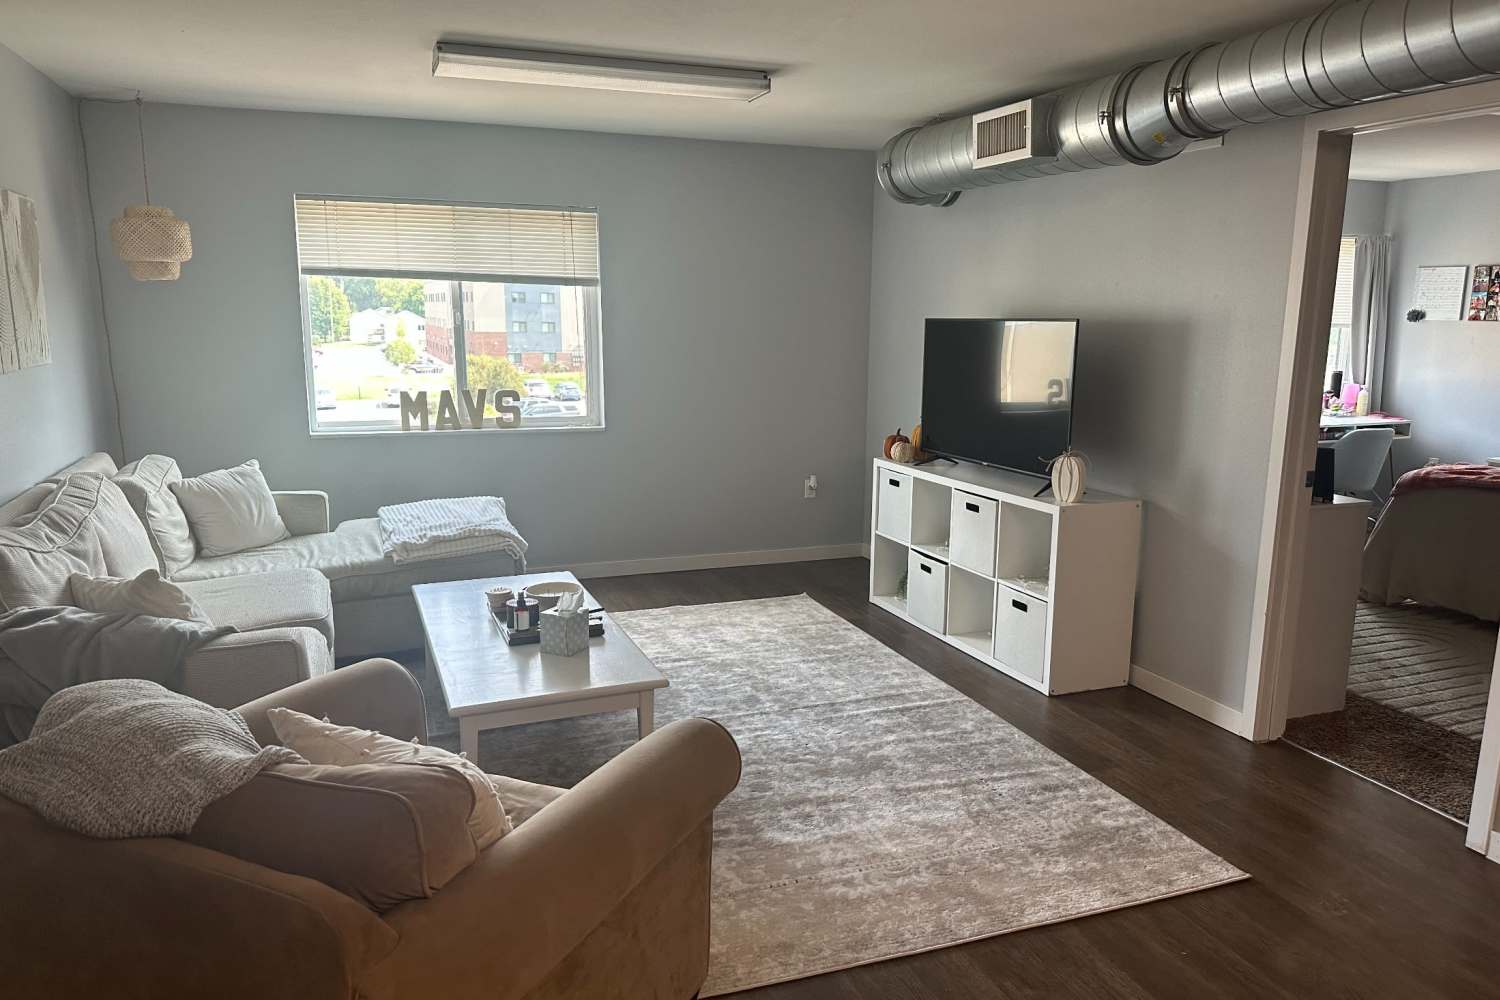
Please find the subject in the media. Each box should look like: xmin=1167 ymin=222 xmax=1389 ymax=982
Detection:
xmin=1347 ymin=602 xmax=1495 ymax=738
xmin=424 ymin=595 xmax=1246 ymax=996
xmin=1283 ymin=692 xmax=1480 ymax=821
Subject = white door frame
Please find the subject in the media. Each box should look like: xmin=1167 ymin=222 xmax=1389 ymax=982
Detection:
xmin=1241 ymin=80 xmax=1500 ymax=858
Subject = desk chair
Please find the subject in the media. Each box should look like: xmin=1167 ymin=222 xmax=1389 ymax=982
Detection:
xmin=1328 ymin=426 xmax=1396 ymax=505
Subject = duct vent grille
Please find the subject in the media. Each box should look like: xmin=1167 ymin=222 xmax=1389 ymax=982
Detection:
xmin=972 ymin=98 xmax=1057 ymax=169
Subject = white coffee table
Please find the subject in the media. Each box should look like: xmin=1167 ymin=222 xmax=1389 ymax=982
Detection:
xmin=412 ymin=572 xmax=668 ymax=759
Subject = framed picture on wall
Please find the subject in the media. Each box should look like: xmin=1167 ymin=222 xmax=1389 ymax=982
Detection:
xmin=1468 ymin=264 xmax=1500 ymax=322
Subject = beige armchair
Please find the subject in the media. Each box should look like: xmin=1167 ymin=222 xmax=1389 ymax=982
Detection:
xmin=1 ymin=659 xmax=741 ymax=999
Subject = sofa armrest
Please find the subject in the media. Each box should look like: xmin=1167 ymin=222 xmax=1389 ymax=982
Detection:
xmin=182 ymin=626 xmax=332 ymax=708
xmin=377 ymin=717 xmax=741 ymax=1000
xmin=0 ymin=794 xmax=396 ymax=999
xmin=236 ymin=657 xmax=428 ymax=746
xmin=273 ymin=490 xmax=331 ymax=535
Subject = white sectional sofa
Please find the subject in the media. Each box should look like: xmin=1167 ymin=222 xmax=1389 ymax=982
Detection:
xmin=0 ymin=452 xmax=519 ymax=706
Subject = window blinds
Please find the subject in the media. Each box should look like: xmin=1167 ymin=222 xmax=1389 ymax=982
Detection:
xmin=294 ymin=197 xmax=600 ymax=285
xmin=1330 ymin=236 xmax=1358 ymax=327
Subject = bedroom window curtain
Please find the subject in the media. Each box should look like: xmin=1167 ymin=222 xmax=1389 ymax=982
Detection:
xmin=1348 ymin=234 xmax=1394 ymax=410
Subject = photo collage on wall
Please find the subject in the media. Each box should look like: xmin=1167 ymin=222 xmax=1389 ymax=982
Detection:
xmin=1468 ymin=264 xmax=1500 ymax=322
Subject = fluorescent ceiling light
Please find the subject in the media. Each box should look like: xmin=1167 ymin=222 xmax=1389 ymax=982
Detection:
xmin=433 ymin=43 xmax=771 ymax=102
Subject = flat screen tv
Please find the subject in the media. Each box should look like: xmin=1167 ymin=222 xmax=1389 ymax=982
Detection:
xmin=920 ymin=319 xmax=1078 ymax=478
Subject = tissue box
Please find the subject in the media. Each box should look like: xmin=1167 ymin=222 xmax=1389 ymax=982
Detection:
xmin=540 ymin=607 xmax=590 ymax=656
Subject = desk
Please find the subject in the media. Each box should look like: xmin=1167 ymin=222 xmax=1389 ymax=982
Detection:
xmin=1318 ymin=413 xmax=1412 ymax=442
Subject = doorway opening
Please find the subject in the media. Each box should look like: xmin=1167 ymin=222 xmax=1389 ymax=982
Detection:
xmin=1244 ymin=80 xmax=1500 ymax=857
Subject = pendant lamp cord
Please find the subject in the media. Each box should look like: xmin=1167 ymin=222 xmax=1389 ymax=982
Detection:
xmin=135 ymin=94 xmax=151 ymax=205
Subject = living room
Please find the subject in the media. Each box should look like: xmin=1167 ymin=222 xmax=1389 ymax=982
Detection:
xmin=3 ymin=2 xmax=1500 ymax=998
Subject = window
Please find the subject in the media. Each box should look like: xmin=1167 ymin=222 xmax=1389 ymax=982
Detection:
xmin=1324 ymin=236 xmax=1357 ymax=389
xmin=295 ymin=197 xmax=603 ymax=433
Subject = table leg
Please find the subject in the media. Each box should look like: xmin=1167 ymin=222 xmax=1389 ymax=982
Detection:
xmin=460 ymin=717 xmax=481 ymax=761
xmin=637 ymin=691 xmax=655 ymax=740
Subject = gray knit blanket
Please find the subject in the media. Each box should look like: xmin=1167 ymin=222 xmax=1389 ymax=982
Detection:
xmin=0 ymin=678 xmax=303 ymax=838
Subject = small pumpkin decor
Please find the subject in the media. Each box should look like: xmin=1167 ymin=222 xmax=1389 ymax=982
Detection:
xmin=882 ymin=428 xmax=910 ymax=460
xmin=891 ymin=439 xmax=916 ymax=464
xmin=909 ymin=423 xmax=931 ymax=462
xmin=1047 ymin=447 xmax=1088 ymax=504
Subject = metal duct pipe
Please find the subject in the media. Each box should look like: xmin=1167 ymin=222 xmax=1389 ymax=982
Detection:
xmin=879 ymin=0 xmax=1500 ymax=205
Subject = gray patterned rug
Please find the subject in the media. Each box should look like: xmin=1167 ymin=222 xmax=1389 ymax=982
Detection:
xmin=421 ymin=595 xmax=1246 ymax=996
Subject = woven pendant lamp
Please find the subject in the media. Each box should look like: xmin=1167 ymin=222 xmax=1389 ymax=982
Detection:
xmin=110 ymin=97 xmax=192 ymax=281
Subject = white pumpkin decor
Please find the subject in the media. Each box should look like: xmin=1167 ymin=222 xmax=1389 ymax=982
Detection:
xmin=890 ymin=439 xmax=916 ymax=464
xmin=1047 ymin=447 xmax=1088 ymax=504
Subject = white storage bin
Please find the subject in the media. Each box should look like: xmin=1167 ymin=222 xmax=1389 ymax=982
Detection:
xmin=907 ymin=549 xmax=948 ymax=633
xmin=876 ymin=470 xmax=913 ymax=542
xmin=993 ymin=582 xmax=1047 ymax=684
xmin=949 ymin=491 xmax=998 ymax=576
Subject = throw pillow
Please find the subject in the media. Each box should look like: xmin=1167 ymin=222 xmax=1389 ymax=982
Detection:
xmin=113 ymin=455 xmax=198 ymax=575
xmin=189 ymin=761 xmax=478 ymax=912
xmin=169 ymin=460 xmax=290 ymax=558
xmin=267 ymin=707 xmax=512 ymax=848
xmin=69 ymin=568 xmax=211 ymax=623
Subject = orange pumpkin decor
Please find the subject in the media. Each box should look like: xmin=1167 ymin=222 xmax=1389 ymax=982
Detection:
xmin=910 ymin=423 xmax=930 ymax=462
xmin=882 ymin=428 xmax=910 ymax=459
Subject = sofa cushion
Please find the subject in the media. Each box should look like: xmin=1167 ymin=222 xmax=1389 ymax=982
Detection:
xmin=189 ymin=761 xmax=478 ymax=912
xmin=267 ymin=707 xmax=512 ymax=849
xmin=90 ymin=477 xmax=160 ymax=579
xmin=114 ymin=455 xmax=198 ymax=576
xmin=69 ymin=569 xmax=211 ymax=623
xmin=170 ymin=460 xmax=290 ymax=559
xmin=489 ymin=774 xmax=565 ymax=827
xmin=174 ymin=517 xmax=516 ymax=603
xmin=0 ymin=475 xmax=155 ymax=611
xmin=178 ymin=569 xmax=334 ymax=649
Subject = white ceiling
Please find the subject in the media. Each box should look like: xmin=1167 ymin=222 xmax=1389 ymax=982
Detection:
xmin=0 ymin=0 xmax=1327 ymax=150
xmin=1349 ymin=114 xmax=1500 ymax=182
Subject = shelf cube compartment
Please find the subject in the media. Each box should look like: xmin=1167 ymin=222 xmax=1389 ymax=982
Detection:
xmin=995 ymin=502 xmax=1053 ymax=598
xmin=946 ymin=565 xmax=995 ymax=659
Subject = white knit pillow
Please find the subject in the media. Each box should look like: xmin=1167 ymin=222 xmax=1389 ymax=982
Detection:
xmin=266 ymin=707 xmax=511 ymax=848
xmin=169 ymin=460 xmax=289 ymax=558
xmin=69 ymin=569 xmax=211 ymax=623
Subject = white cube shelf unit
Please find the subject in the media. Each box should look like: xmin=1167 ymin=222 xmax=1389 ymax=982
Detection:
xmin=869 ymin=457 xmax=1142 ymax=695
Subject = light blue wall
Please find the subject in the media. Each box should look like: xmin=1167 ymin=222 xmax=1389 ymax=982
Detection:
xmin=79 ymin=102 xmax=874 ymax=567
xmin=0 ymin=44 xmax=118 ymax=500
xmin=1342 ymin=180 xmax=1390 ymax=236
xmin=865 ymin=124 xmax=1307 ymax=713
xmin=1382 ymin=169 xmax=1500 ymax=473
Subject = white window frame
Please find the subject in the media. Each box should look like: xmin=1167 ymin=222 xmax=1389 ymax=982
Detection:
xmin=294 ymin=195 xmax=606 ymax=436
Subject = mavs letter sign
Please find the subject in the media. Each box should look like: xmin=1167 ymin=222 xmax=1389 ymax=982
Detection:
xmin=400 ymin=389 xmax=524 ymax=431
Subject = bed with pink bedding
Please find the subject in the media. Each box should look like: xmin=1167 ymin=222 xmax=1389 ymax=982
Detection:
xmin=1360 ymin=464 xmax=1500 ymax=622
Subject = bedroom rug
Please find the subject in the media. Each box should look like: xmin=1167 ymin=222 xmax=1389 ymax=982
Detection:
xmin=1283 ymin=692 xmax=1480 ymax=821
xmin=1346 ymin=602 xmax=1495 ymax=738
xmin=422 ymin=595 xmax=1246 ymax=996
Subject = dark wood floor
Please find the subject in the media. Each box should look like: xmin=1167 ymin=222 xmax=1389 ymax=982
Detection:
xmin=584 ymin=558 xmax=1500 ymax=999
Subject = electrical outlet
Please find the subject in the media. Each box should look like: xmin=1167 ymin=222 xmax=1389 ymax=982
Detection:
xmin=803 ymin=474 xmax=818 ymax=499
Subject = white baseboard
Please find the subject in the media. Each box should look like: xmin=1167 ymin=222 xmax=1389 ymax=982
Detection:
xmin=531 ymin=543 xmax=866 ymax=580
xmin=1129 ymin=664 xmax=1246 ymax=736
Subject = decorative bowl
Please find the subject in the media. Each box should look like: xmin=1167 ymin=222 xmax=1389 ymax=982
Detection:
xmin=524 ymin=580 xmax=584 ymax=612
xmin=484 ymin=586 xmax=514 ymax=612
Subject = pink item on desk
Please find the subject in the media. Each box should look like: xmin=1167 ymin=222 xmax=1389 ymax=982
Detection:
xmin=1339 ymin=382 xmax=1362 ymax=411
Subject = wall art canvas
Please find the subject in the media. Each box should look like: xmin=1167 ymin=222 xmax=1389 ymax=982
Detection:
xmin=0 ymin=189 xmax=50 ymax=372
xmin=1468 ymin=264 xmax=1500 ymax=322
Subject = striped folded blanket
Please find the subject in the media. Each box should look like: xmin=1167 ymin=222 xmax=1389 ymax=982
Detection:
xmin=377 ymin=496 xmax=528 ymax=567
